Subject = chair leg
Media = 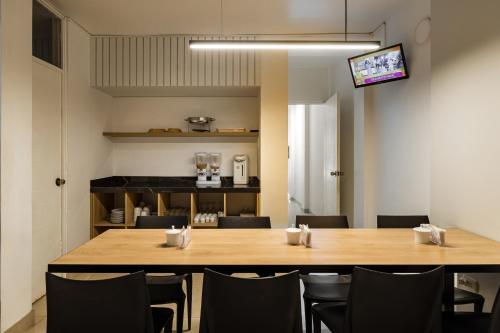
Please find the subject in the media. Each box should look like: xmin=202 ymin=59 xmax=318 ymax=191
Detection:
xmin=175 ymin=298 xmax=185 ymax=333
xmin=474 ymin=297 xmax=485 ymax=313
xmin=304 ymin=298 xmax=313 ymax=333
xmin=186 ymin=273 xmax=193 ymax=331
xmin=312 ymin=310 xmax=322 ymax=333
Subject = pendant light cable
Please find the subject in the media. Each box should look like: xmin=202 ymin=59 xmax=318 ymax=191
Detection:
xmin=220 ymin=0 xmax=224 ymax=36
xmin=345 ymin=0 xmax=348 ymax=41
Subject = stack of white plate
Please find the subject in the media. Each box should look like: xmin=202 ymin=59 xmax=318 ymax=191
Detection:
xmin=110 ymin=208 xmax=125 ymax=224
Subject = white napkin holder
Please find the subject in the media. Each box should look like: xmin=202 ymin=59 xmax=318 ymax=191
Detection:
xmin=299 ymin=224 xmax=312 ymax=248
xmin=413 ymin=224 xmax=446 ymax=246
xmin=178 ymin=226 xmax=191 ymax=249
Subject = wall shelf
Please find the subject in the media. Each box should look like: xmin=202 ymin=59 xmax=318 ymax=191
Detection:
xmin=103 ymin=131 xmax=259 ymax=143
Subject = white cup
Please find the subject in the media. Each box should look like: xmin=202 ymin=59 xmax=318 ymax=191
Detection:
xmin=165 ymin=229 xmax=182 ymax=247
xmin=413 ymin=227 xmax=431 ymax=244
xmin=286 ymin=227 xmax=302 ymax=245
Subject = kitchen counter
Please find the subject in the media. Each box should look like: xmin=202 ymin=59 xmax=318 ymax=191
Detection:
xmin=90 ymin=176 xmax=260 ymax=194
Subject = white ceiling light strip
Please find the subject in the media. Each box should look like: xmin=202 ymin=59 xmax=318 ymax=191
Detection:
xmin=189 ymin=40 xmax=381 ymax=50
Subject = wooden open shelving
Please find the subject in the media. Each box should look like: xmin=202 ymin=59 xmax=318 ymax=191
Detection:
xmin=102 ymin=131 xmax=259 ymax=143
xmin=91 ymin=191 xmax=261 ymax=237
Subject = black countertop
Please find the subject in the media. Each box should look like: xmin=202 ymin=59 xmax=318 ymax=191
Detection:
xmin=90 ymin=176 xmax=260 ymax=193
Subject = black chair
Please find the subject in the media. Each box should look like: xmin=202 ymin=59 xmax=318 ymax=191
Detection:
xmin=200 ymin=269 xmax=303 ymax=333
xmin=46 ymin=271 xmax=173 ymax=333
xmin=136 ymin=215 xmax=192 ymax=333
xmin=217 ymin=216 xmax=271 ymax=229
xmin=377 ymin=215 xmax=430 ymax=228
xmin=377 ymin=214 xmax=485 ymax=312
xmin=296 ymin=215 xmax=349 ymax=229
xmin=217 ymin=216 xmax=272 ymax=276
xmin=312 ymin=266 xmax=444 ymax=333
xmin=297 ymin=215 xmax=350 ymax=333
xmin=136 ymin=215 xmax=189 ymax=229
xmin=444 ymin=286 xmax=500 ymax=333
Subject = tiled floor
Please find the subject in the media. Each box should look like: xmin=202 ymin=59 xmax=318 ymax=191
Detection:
xmin=26 ymin=272 xmax=330 ymax=332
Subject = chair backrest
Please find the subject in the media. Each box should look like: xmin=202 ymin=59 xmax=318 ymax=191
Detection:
xmin=377 ymin=215 xmax=430 ymax=228
xmin=344 ymin=266 xmax=444 ymax=333
xmin=136 ymin=215 xmax=188 ymax=229
xmin=200 ymin=269 xmax=302 ymax=333
xmin=46 ymin=271 xmax=154 ymax=333
xmin=217 ymin=216 xmax=271 ymax=229
xmin=296 ymin=215 xmax=349 ymax=229
xmin=490 ymin=287 xmax=500 ymax=333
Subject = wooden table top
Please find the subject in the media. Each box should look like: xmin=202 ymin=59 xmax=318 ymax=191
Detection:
xmin=48 ymin=228 xmax=500 ymax=273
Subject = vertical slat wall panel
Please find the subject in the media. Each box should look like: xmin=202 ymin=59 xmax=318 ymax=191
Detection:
xmin=143 ymin=37 xmax=150 ymax=86
xmin=96 ymin=38 xmax=103 ymax=86
xmin=123 ymin=37 xmax=130 ymax=86
xmin=91 ymin=35 xmax=261 ymax=88
xmin=219 ymin=36 xmax=226 ymax=86
xmin=157 ymin=37 xmax=164 ymax=86
xmin=170 ymin=37 xmax=178 ymax=86
xmin=164 ymin=37 xmax=171 ymax=86
xmin=177 ymin=36 xmax=185 ymax=86
xmin=191 ymin=36 xmax=198 ymax=86
xmin=137 ymin=37 xmax=144 ymax=86
xmin=116 ymin=37 xmax=123 ymax=86
xmin=184 ymin=37 xmax=191 ymax=86
xmin=226 ymin=36 xmax=233 ymax=86
xmin=90 ymin=37 xmax=97 ymax=86
xmin=130 ymin=37 xmax=137 ymax=86
xmin=109 ymin=38 xmax=117 ymax=86
xmin=150 ymin=37 xmax=157 ymax=86
xmin=206 ymin=36 xmax=213 ymax=86
xmin=198 ymin=36 xmax=206 ymax=86
xmin=102 ymin=37 xmax=110 ymax=86
xmin=248 ymin=36 xmax=255 ymax=86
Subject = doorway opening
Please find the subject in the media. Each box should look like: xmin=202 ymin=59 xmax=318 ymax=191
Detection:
xmin=288 ymin=94 xmax=340 ymax=227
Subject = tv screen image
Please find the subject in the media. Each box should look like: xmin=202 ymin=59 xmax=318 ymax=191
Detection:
xmin=348 ymin=43 xmax=409 ymax=88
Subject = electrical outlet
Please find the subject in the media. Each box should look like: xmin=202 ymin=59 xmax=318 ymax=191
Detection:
xmin=457 ymin=274 xmax=480 ymax=293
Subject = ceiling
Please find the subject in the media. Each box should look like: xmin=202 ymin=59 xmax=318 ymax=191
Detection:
xmin=50 ymin=0 xmax=404 ymax=36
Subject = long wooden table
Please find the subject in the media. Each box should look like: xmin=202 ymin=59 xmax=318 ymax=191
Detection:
xmin=49 ymin=228 xmax=500 ymax=312
xmin=49 ymin=228 xmax=500 ymax=274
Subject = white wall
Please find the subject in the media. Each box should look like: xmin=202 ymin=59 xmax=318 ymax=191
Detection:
xmin=362 ymin=0 xmax=431 ymax=227
xmin=328 ymin=61 xmax=356 ymax=225
xmin=431 ymin=0 xmax=500 ymax=311
xmin=65 ymin=20 xmax=114 ymax=251
xmin=0 ymin=0 xmax=33 ymax=330
xmin=108 ymin=96 xmax=259 ymax=177
xmin=288 ymin=67 xmax=329 ymax=104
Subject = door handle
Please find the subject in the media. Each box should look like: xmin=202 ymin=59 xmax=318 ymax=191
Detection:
xmin=55 ymin=178 xmax=66 ymax=186
xmin=330 ymin=171 xmax=344 ymax=177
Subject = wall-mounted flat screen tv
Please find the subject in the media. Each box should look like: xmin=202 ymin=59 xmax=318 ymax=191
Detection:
xmin=348 ymin=43 xmax=409 ymax=88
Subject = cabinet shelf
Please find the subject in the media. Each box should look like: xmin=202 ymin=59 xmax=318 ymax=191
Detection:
xmin=94 ymin=221 xmax=126 ymax=227
xmin=103 ymin=131 xmax=259 ymax=143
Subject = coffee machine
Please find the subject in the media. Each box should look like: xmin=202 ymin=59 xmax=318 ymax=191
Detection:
xmin=233 ymin=155 xmax=249 ymax=185
xmin=195 ymin=152 xmax=222 ymax=187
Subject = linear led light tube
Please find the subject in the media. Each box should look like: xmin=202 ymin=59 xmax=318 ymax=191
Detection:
xmin=189 ymin=40 xmax=381 ymax=51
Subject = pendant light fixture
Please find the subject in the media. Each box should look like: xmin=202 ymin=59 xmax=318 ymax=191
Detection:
xmin=189 ymin=0 xmax=380 ymax=51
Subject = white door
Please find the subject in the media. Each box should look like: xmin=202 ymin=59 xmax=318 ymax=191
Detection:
xmin=322 ymin=94 xmax=340 ymax=215
xmin=309 ymin=94 xmax=340 ymax=215
xmin=32 ymin=59 xmax=63 ymax=301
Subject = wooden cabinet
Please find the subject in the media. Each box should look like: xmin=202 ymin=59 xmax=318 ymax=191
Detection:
xmin=91 ymin=191 xmax=261 ymax=238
